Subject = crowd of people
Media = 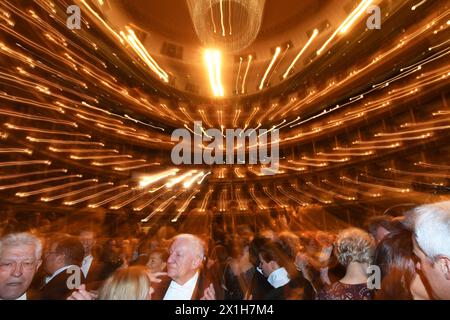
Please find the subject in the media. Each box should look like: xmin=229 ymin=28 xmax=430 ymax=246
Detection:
xmin=0 ymin=200 xmax=449 ymax=300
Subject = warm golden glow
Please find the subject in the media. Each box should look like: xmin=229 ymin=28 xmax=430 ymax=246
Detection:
xmin=204 ymin=49 xmax=224 ymax=97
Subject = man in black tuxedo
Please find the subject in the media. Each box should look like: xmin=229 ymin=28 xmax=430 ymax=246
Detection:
xmin=152 ymin=233 xmax=221 ymax=300
xmin=79 ymin=230 xmax=105 ymax=290
xmin=38 ymin=235 xmax=85 ymax=300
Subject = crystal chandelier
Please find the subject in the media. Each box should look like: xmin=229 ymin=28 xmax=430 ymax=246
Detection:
xmin=186 ymin=0 xmax=266 ymax=53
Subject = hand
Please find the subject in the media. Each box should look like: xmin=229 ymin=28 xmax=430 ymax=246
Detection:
xmin=147 ymin=271 xmax=167 ymax=283
xmin=200 ymin=284 xmax=216 ymax=300
xmin=67 ymin=284 xmax=97 ymax=300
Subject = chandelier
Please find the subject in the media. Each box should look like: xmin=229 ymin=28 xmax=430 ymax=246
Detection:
xmin=186 ymin=0 xmax=266 ymax=53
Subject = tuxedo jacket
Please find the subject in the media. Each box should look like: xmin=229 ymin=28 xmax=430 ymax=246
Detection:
xmin=37 ymin=268 xmax=86 ymax=300
xmin=84 ymin=258 xmax=108 ymax=290
xmin=152 ymin=270 xmax=223 ymax=300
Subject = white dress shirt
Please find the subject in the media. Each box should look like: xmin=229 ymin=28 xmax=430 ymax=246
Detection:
xmin=267 ymin=267 xmax=290 ymax=289
xmin=16 ymin=293 xmax=27 ymax=300
xmin=81 ymin=255 xmax=93 ymax=277
xmin=163 ymin=272 xmax=199 ymax=300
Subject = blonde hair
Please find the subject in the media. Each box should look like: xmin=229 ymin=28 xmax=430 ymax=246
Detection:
xmin=335 ymin=228 xmax=375 ymax=266
xmin=98 ymin=266 xmax=152 ymax=300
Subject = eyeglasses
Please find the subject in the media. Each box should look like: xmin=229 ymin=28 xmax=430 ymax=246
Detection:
xmin=0 ymin=260 xmax=38 ymax=271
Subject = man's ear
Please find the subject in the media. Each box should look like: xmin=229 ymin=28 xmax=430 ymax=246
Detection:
xmin=55 ymin=254 xmax=65 ymax=266
xmin=192 ymin=256 xmax=202 ymax=269
xmin=438 ymin=256 xmax=450 ymax=280
xmin=36 ymin=259 xmax=42 ymax=271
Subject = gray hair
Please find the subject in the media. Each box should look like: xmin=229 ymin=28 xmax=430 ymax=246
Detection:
xmin=172 ymin=234 xmax=205 ymax=260
xmin=412 ymin=201 xmax=450 ymax=260
xmin=335 ymin=228 xmax=375 ymax=266
xmin=0 ymin=232 xmax=42 ymax=260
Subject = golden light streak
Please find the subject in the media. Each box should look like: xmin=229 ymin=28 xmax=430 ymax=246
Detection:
xmin=133 ymin=191 xmax=165 ymax=211
xmin=340 ymin=176 xmax=410 ymax=193
xmin=88 ymin=189 xmax=135 ymax=208
xmin=41 ymin=182 xmax=113 ymax=202
xmin=291 ymin=185 xmax=332 ymax=204
xmin=302 ymin=156 xmax=350 ymax=163
xmin=174 ymin=190 xmax=200 ymax=220
xmin=263 ymin=187 xmax=288 ymax=208
xmin=306 ymin=182 xmax=356 ymax=201
xmin=317 ymin=0 xmax=374 ymax=55
xmin=283 ymin=29 xmax=319 ymax=78
xmin=259 ymin=46 xmax=281 ymax=90
xmin=1 ymin=174 xmax=80 ymax=192
xmin=16 ymin=179 xmax=98 ymax=197
xmin=353 ymin=133 xmax=433 ymax=144
xmin=414 ymin=162 xmax=450 ymax=170
xmin=0 ymin=169 xmax=67 ymax=181
xmin=235 ymin=188 xmax=248 ymax=211
xmin=0 ymin=160 xmax=51 ymax=167
xmin=276 ymin=186 xmax=308 ymax=205
xmin=219 ymin=189 xmax=227 ymax=212
xmin=80 ymin=0 xmax=124 ymax=45
xmin=179 ymin=107 xmax=195 ymax=123
xmin=287 ymin=160 xmax=328 ymax=167
xmin=317 ymin=151 xmax=374 ymax=157
xmin=49 ymin=147 xmax=118 ymax=153
xmin=0 ymin=148 xmax=32 ymax=154
xmin=241 ymin=55 xmax=252 ymax=93
xmin=166 ymin=170 xmax=197 ymax=188
xmin=183 ymin=171 xmax=205 ymax=188
xmin=204 ymin=49 xmax=224 ymax=97
xmin=233 ymin=109 xmax=241 ymax=127
xmin=110 ymin=187 xmax=162 ymax=210
xmin=122 ymin=27 xmax=169 ymax=82
xmin=322 ymin=179 xmax=381 ymax=198
xmin=199 ymin=189 xmax=214 ymax=212
xmin=138 ymin=168 xmax=180 ymax=188
xmin=64 ymin=185 xmax=128 ymax=206
xmin=249 ymin=187 xmax=267 ymax=210
xmin=278 ymin=164 xmax=307 ymax=172
xmin=333 ymin=143 xmax=401 ymax=151
xmin=375 ymin=125 xmax=450 ymax=137
xmin=114 ymin=163 xmax=160 ymax=171
xmin=0 ymin=109 xmax=77 ymax=127
xmin=70 ymin=155 xmax=132 ymax=160
xmin=411 ymin=0 xmax=427 ymax=10
xmin=385 ymin=168 xmax=450 ymax=179
xmin=234 ymin=168 xmax=245 ymax=178
xmin=244 ymin=107 xmax=259 ymax=127
xmin=4 ymin=123 xmax=90 ymax=138
xmin=198 ymin=109 xmax=213 ymax=127
xmin=26 ymin=137 xmax=104 ymax=146
xmin=141 ymin=191 xmax=185 ymax=222
xmin=220 ymin=0 xmax=225 ymax=36
xmin=92 ymin=159 xmax=146 ymax=167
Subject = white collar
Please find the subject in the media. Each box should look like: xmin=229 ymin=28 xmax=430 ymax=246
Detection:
xmin=46 ymin=265 xmax=77 ymax=284
xmin=267 ymin=267 xmax=290 ymax=289
xmin=163 ymin=272 xmax=199 ymax=300
xmin=16 ymin=293 xmax=27 ymax=300
xmin=83 ymin=254 xmax=93 ymax=262
xmin=170 ymin=271 xmax=199 ymax=289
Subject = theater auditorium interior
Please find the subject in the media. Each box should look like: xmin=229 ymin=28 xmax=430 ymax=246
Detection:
xmin=0 ymin=0 xmax=449 ymax=302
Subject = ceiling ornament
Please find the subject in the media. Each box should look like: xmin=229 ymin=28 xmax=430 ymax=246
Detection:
xmin=186 ymin=0 xmax=266 ymax=53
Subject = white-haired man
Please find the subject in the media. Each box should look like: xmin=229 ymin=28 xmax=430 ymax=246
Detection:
xmin=411 ymin=201 xmax=450 ymax=300
xmin=0 ymin=232 xmax=42 ymax=300
xmin=152 ymin=233 xmax=219 ymax=300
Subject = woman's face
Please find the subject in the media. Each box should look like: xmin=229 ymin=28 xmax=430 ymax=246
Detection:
xmin=147 ymin=252 xmax=166 ymax=273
